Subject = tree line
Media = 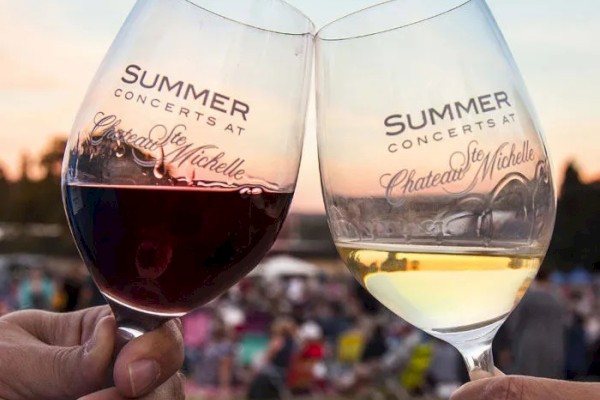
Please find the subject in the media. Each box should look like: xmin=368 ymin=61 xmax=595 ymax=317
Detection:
xmin=547 ymin=163 xmax=600 ymax=272
xmin=0 ymin=137 xmax=76 ymax=255
xmin=0 ymin=136 xmax=598 ymax=271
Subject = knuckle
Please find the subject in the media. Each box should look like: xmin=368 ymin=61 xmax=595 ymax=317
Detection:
xmin=51 ymin=347 xmax=102 ymax=396
xmin=51 ymin=347 xmax=77 ymax=395
xmin=51 ymin=347 xmax=72 ymax=379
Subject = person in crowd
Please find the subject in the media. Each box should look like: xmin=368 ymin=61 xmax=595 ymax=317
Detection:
xmin=492 ymin=322 xmax=513 ymax=372
xmin=315 ymin=301 xmax=350 ymax=348
xmin=61 ymin=263 xmax=88 ymax=311
xmin=428 ymin=339 xmax=463 ymax=398
xmin=0 ymin=305 xmax=184 ymax=399
xmin=247 ymin=317 xmax=297 ymax=399
xmin=286 ymin=277 xmax=307 ymax=306
xmin=193 ymin=321 xmax=237 ymax=396
xmin=507 ymin=267 xmax=566 ymax=378
xmin=360 ymin=322 xmax=388 ymax=364
xmin=334 ymin=320 xmax=389 ymax=395
xmin=565 ymin=311 xmax=589 ymax=380
xmin=587 ymin=337 xmax=600 ymax=380
xmin=287 ymin=321 xmax=326 ymax=395
xmin=17 ymin=266 xmax=55 ymax=310
xmin=78 ymin=274 xmax=108 ymax=308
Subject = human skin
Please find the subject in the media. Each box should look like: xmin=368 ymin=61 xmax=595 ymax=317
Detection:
xmin=0 ymin=306 xmax=185 ymax=400
xmin=451 ymin=375 xmax=600 ymax=400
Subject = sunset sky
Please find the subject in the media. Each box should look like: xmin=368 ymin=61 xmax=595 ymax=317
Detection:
xmin=1 ymin=0 xmax=599 ymax=213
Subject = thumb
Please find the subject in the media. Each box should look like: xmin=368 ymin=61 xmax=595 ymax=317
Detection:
xmin=451 ymin=376 xmax=600 ymax=400
xmin=36 ymin=315 xmax=116 ymax=399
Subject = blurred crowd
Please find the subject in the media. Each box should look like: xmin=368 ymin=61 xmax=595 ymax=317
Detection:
xmin=181 ymin=272 xmax=448 ymax=400
xmin=0 ymin=259 xmax=104 ymax=315
xmin=1 ymin=257 xmax=600 ymax=400
xmin=184 ymin=262 xmax=600 ymax=399
xmin=180 ymin=264 xmax=600 ymax=399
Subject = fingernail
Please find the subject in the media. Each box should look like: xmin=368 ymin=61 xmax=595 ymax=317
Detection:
xmin=83 ymin=318 xmax=102 ymax=355
xmin=83 ymin=315 xmax=114 ymax=356
xmin=83 ymin=334 xmax=96 ymax=356
xmin=174 ymin=318 xmax=183 ymax=333
xmin=128 ymin=359 xmax=161 ymax=396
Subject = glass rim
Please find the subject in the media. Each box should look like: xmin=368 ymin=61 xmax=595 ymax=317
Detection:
xmin=316 ymin=0 xmax=474 ymax=41
xmin=183 ymin=0 xmax=315 ymax=36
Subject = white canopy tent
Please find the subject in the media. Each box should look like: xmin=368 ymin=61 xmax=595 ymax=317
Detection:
xmin=250 ymin=255 xmax=319 ymax=281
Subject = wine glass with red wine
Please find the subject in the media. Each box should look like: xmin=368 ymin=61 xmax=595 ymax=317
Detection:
xmin=61 ymin=0 xmax=314 ymax=340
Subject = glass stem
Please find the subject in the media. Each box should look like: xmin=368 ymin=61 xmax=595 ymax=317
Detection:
xmin=107 ymin=299 xmax=170 ymax=341
xmin=107 ymin=298 xmax=169 ymax=350
xmin=104 ymin=298 xmax=171 ymax=386
xmin=460 ymin=341 xmax=495 ymax=379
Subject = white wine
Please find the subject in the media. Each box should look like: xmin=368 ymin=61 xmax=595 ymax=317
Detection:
xmin=337 ymin=242 xmax=541 ymax=334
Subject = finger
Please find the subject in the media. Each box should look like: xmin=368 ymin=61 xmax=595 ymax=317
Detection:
xmin=113 ymin=319 xmax=184 ymax=397
xmin=0 ymin=313 xmax=116 ymax=399
xmin=469 ymin=367 xmax=505 ymax=381
xmin=78 ymin=373 xmax=185 ymax=400
xmin=3 ymin=306 xmax=112 ymax=346
xmin=450 ymin=376 xmax=600 ymax=400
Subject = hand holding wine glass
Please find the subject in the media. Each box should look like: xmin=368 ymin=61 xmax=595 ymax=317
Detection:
xmin=316 ymin=0 xmax=555 ymax=376
xmin=0 ymin=306 xmax=184 ymax=399
xmin=451 ymin=375 xmax=600 ymax=400
xmin=61 ymin=0 xmax=313 ymax=371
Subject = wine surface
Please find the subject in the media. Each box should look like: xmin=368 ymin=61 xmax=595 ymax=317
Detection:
xmin=64 ymin=184 xmax=293 ymax=315
xmin=337 ymin=242 xmax=541 ymax=333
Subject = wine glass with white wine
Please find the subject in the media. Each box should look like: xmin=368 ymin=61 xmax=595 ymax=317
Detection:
xmin=316 ymin=0 xmax=555 ymax=376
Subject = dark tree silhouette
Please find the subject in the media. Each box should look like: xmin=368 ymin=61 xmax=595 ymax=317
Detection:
xmin=0 ymin=163 xmax=9 ymax=221
xmin=546 ymin=162 xmax=600 ymax=271
xmin=0 ymin=135 xmax=76 ymax=255
xmin=40 ymin=137 xmax=67 ymax=179
xmin=0 ymin=138 xmax=598 ymax=265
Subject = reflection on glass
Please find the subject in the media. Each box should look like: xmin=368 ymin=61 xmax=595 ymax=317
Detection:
xmin=316 ymin=0 xmax=555 ymax=376
xmin=62 ymin=0 xmax=314 ymax=342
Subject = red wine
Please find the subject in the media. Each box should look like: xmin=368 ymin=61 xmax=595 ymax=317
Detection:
xmin=64 ymin=184 xmax=293 ymax=315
